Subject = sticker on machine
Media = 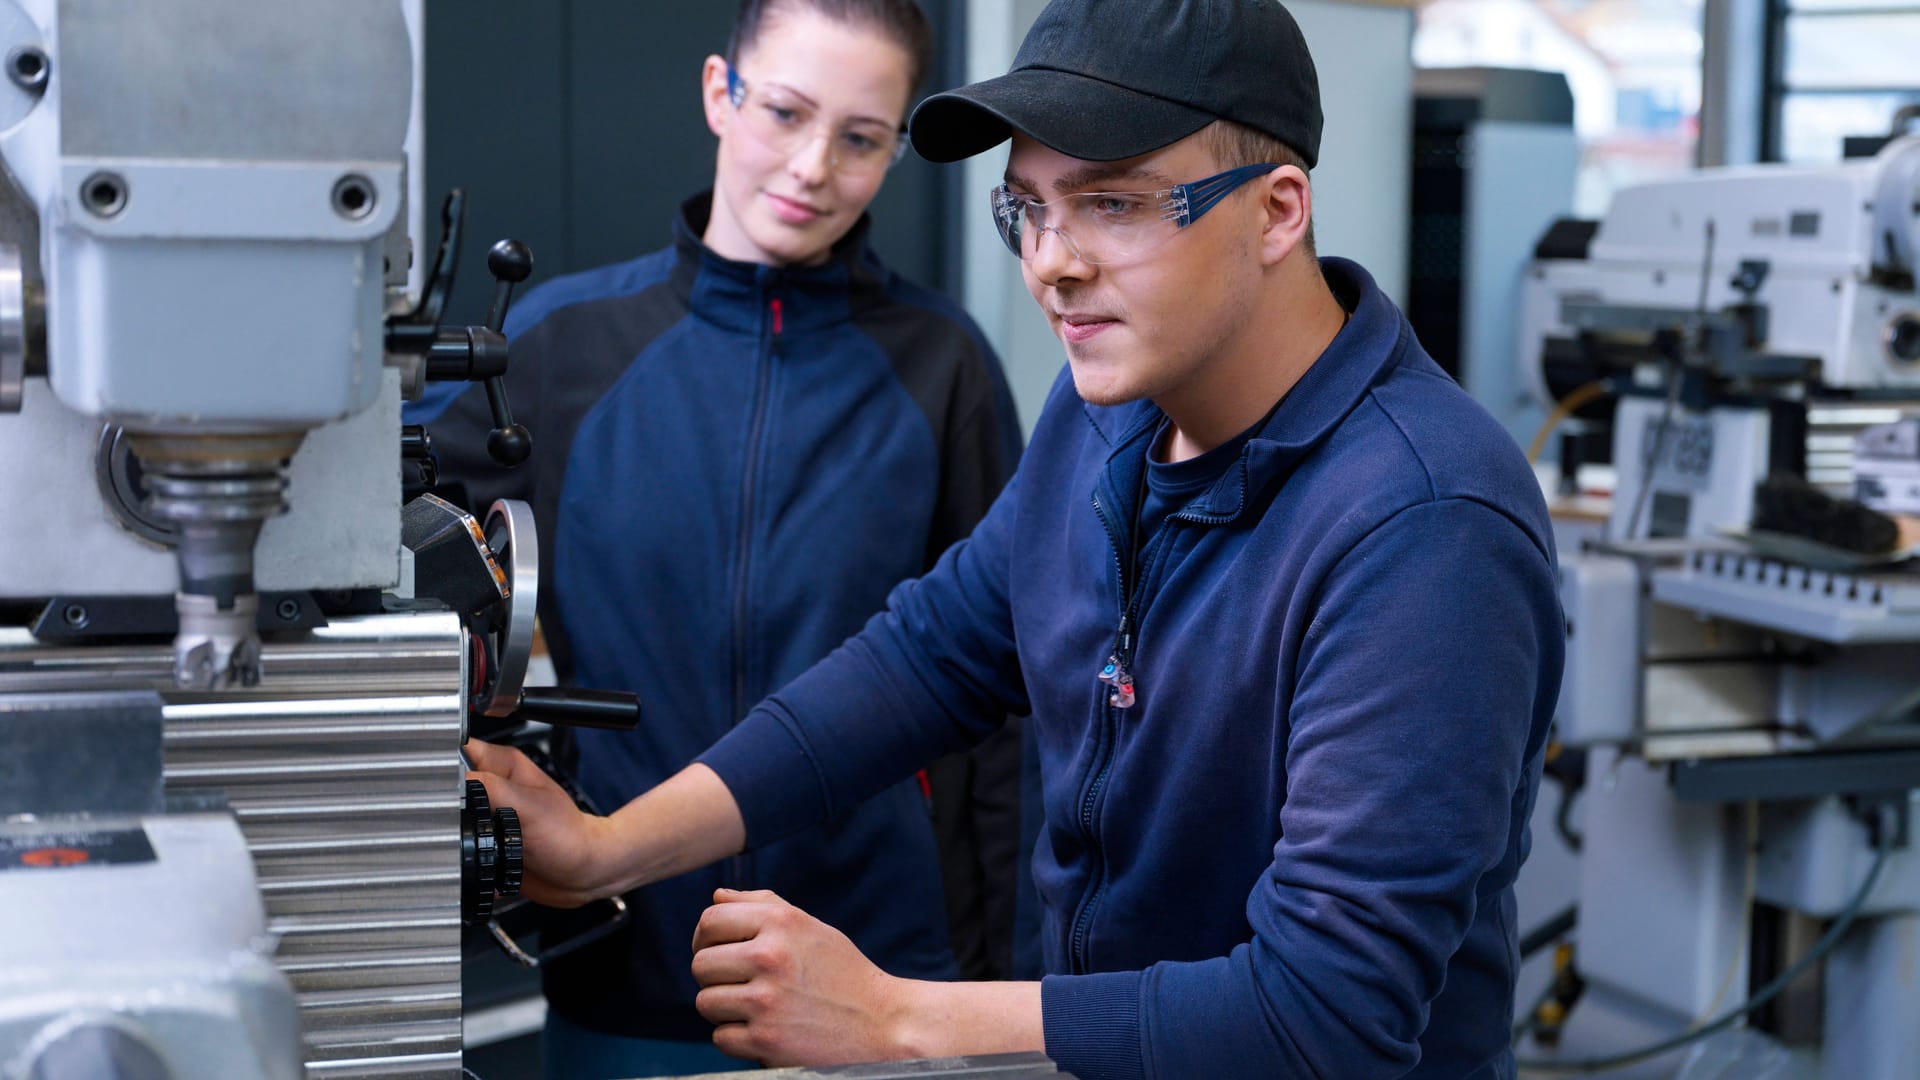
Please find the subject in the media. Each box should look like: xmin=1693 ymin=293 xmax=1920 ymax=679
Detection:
xmin=0 ymin=826 xmax=156 ymax=871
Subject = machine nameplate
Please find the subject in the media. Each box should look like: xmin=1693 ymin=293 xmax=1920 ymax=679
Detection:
xmin=0 ymin=825 xmax=155 ymax=871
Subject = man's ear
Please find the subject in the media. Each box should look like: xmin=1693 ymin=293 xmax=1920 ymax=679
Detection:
xmin=701 ymin=55 xmax=732 ymax=139
xmin=1256 ymin=165 xmax=1312 ymax=267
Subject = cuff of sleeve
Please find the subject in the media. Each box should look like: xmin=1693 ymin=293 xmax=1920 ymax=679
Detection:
xmin=695 ymin=702 xmax=831 ymax=849
xmin=1042 ymin=970 xmax=1147 ymax=1080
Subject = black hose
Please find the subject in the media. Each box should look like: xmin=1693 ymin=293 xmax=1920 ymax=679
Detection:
xmin=1520 ymin=905 xmax=1578 ymax=960
xmin=1555 ymin=783 xmax=1584 ymax=854
xmin=1515 ymin=817 xmax=1896 ymax=1074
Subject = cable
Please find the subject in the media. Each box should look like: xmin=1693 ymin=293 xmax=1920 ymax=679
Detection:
xmin=1514 ymin=814 xmax=1896 ymax=1074
xmin=1527 ymin=381 xmax=1613 ymax=465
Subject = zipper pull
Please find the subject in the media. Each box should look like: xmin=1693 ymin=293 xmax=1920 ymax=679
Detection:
xmin=1098 ymin=618 xmax=1138 ymax=708
xmin=770 ymin=296 xmax=783 ymax=335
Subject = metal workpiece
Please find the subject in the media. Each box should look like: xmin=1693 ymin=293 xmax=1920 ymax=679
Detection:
xmin=0 ymin=612 xmax=466 ymax=693
xmin=0 ymin=611 xmax=470 ymax=1078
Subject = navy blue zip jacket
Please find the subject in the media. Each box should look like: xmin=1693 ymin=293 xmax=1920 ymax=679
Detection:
xmin=412 ymin=195 xmax=1025 ymax=1039
xmin=701 ymin=258 xmax=1565 ymax=1079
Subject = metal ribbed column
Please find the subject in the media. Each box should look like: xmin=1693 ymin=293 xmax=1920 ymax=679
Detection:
xmin=0 ymin=611 xmax=468 ymax=1079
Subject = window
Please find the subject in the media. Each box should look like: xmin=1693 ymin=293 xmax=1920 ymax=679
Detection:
xmin=1765 ymin=0 xmax=1920 ymax=162
xmin=1414 ymin=0 xmax=1705 ymax=216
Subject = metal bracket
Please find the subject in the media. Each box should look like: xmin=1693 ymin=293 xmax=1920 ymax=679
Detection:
xmin=1671 ymin=748 xmax=1920 ymax=806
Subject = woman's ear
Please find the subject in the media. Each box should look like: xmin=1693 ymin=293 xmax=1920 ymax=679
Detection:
xmin=701 ymin=55 xmax=732 ymax=139
xmin=1257 ymin=164 xmax=1312 ymax=267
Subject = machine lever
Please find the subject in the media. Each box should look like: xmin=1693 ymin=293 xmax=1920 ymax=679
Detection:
xmin=384 ymin=190 xmax=466 ymax=354
xmin=480 ymin=239 xmax=533 ymax=466
xmin=510 ymin=686 xmax=642 ymax=732
xmin=383 ymin=192 xmax=535 ymax=467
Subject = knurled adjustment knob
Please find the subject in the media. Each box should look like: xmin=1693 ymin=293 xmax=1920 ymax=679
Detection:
xmin=494 ymin=805 xmax=523 ymax=898
xmin=462 ymin=778 xmax=498 ymax=923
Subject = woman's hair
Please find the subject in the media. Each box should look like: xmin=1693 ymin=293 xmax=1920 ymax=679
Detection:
xmin=726 ymin=0 xmax=935 ymax=93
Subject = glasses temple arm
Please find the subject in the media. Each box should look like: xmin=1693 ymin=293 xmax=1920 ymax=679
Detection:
xmin=1172 ymin=163 xmax=1283 ymax=225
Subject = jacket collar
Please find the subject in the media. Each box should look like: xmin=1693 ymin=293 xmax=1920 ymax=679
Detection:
xmin=669 ymin=192 xmax=891 ymax=336
xmin=1086 ymin=258 xmax=1411 ymax=525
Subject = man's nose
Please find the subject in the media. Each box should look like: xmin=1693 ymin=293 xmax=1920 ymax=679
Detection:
xmin=1027 ymin=226 xmax=1093 ymax=287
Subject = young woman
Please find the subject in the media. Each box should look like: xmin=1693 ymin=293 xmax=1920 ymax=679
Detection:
xmin=414 ymin=1 xmax=1025 ymax=1075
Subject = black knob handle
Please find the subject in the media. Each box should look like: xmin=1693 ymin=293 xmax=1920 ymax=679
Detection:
xmin=486 ymin=422 xmax=532 ymax=467
xmin=488 ymin=239 xmax=533 ymax=287
xmin=483 ymin=240 xmax=532 ymax=333
xmin=461 ymin=778 xmax=500 ymax=924
xmin=494 ymin=805 xmax=523 ymax=898
xmin=513 ymin=687 xmax=643 ymax=731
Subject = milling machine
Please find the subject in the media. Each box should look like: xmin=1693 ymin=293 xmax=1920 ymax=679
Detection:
xmin=1513 ymin=130 xmax=1920 ymax=1077
xmin=0 ymin=3 xmax=618 ymax=1076
xmin=0 ymin=6 xmax=1062 ymax=1079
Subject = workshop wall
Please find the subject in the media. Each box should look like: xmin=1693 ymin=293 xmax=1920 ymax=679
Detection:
xmin=423 ymin=0 xmax=964 ymax=330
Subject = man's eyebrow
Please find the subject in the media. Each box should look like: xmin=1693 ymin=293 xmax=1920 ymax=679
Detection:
xmin=1002 ymin=163 xmax=1176 ymax=195
xmin=1052 ymin=162 xmax=1176 ymax=193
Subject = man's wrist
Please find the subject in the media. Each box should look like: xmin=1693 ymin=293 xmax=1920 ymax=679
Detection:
xmin=879 ymin=978 xmax=1045 ymax=1060
xmin=580 ymin=763 xmax=749 ymax=902
xmin=882 ymin=976 xmax=941 ymax=1059
xmin=583 ymin=811 xmax=638 ymax=900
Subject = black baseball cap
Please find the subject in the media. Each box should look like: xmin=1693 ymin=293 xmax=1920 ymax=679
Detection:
xmin=908 ymin=0 xmax=1322 ymax=167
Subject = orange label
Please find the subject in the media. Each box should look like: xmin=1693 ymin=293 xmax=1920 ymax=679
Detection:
xmin=20 ymin=847 xmax=90 ymax=868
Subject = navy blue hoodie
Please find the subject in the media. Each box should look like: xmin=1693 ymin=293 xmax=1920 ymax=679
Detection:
xmin=413 ymin=195 xmax=1026 ymax=1039
xmin=702 ymin=259 xmax=1565 ymax=1078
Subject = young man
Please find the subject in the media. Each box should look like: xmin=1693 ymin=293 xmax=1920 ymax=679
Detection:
xmin=470 ymin=1 xmax=1565 ymax=1077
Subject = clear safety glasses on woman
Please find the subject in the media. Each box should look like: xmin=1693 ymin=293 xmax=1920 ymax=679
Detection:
xmin=726 ymin=65 xmax=909 ymax=177
xmin=990 ymin=163 xmax=1280 ymax=266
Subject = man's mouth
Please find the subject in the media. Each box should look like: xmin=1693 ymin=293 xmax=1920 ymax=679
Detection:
xmin=1056 ymin=311 xmax=1120 ymax=343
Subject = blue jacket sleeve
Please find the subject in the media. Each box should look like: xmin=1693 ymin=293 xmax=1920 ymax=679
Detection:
xmin=698 ymin=469 xmax=1030 ymax=846
xmin=1043 ymin=497 xmax=1559 ymax=1080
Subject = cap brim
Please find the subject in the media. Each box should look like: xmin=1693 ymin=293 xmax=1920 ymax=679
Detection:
xmin=909 ymin=68 xmax=1215 ymax=164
